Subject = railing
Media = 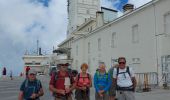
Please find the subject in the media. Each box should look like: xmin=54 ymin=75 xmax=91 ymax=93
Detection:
xmin=135 ymin=72 xmax=158 ymax=92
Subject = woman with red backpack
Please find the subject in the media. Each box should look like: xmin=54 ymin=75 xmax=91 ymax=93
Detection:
xmin=74 ymin=63 xmax=92 ymax=100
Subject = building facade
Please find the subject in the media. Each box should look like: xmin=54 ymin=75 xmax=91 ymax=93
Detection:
xmin=71 ymin=0 xmax=170 ymax=83
xmin=23 ymin=55 xmax=49 ymax=74
xmin=59 ymin=0 xmax=170 ymax=85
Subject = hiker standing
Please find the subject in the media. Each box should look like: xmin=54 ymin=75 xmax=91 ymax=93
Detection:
xmin=10 ymin=70 xmax=13 ymax=80
xmin=49 ymin=62 xmax=75 ymax=100
xmin=108 ymin=64 xmax=118 ymax=100
xmin=2 ymin=67 xmax=7 ymax=79
xmin=113 ymin=57 xmax=136 ymax=100
xmin=18 ymin=69 xmax=44 ymax=100
xmin=74 ymin=63 xmax=92 ymax=100
xmin=94 ymin=62 xmax=111 ymax=100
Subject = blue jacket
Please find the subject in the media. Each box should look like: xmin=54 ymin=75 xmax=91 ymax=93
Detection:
xmin=94 ymin=71 xmax=112 ymax=92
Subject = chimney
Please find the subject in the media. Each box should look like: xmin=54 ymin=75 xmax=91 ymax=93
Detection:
xmin=123 ymin=4 xmax=134 ymax=14
xmin=96 ymin=11 xmax=104 ymax=27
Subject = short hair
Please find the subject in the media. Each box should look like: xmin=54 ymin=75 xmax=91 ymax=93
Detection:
xmin=118 ymin=57 xmax=126 ymax=63
xmin=81 ymin=63 xmax=88 ymax=69
xmin=98 ymin=62 xmax=106 ymax=67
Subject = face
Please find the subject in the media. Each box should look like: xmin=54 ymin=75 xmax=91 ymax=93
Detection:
xmin=28 ymin=73 xmax=36 ymax=81
xmin=99 ymin=64 xmax=106 ymax=72
xmin=60 ymin=65 xmax=67 ymax=71
xmin=118 ymin=59 xmax=126 ymax=69
xmin=81 ymin=66 xmax=87 ymax=73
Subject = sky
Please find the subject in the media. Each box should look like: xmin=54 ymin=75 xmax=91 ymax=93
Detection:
xmin=0 ymin=0 xmax=152 ymax=76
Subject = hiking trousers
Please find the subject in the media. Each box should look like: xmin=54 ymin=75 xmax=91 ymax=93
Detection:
xmin=95 ymin=92 xmax=109 ymax=100
xmin=75 ymin=89 xmax=90 ymax=100
xmin=54 ymin=95 xmax=72 ymax=100
xmin=117 ymin=91 xmax=135 ymax=100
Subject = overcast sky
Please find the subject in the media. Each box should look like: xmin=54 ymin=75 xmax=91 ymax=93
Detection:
xmin=0 ymin=0 xmax=151 ymax=76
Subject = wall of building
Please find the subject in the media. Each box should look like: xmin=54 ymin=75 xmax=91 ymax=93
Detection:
xmin=23 ymin=55 xmax=49 ymax=73
xmin=71 ymin=0 xmax=170 ymax=77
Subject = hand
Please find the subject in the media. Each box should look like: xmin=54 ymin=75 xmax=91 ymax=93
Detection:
xmin=30 ymin=93 xmax=37 ymax=99
xmin=98 ymin=90 xmax=104 ymax=97
xmin=65 ymin=88 xmax=70 ymax=94
xmin=99 ymin=93 xmax=103 ymax=97
xmin=99 ymin=90 xmax=104 ymax=94
xmin=81 ymin=86 xmax=87 ymax=91
xmin=59 ymin=90 xmax=66 ymax=95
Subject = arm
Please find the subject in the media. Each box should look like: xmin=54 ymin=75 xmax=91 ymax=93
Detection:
xmin=129 ymin=67 xmax=137 ymax=91
xmin=18 ymin=91 xmax=24 ymax=100
xmin=94 ymin=73 xmax=99 ymax=92
xmin=74 ymin=75 xmax=81 ymax=89
xmin=18 ymin=81 xmax=25 ymax=100
xmin=37 ymin=87 xmax=44 ymax=97
xmin=87 ymin=74 xmax=92 ymax=88
xmin=103 ymin=73 xmax=112 ymax=92
xmin=132 ymin=77 xmax=137 ymax=91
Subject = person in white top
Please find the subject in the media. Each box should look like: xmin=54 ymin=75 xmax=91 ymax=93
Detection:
xmin=113 ymin=57 xmax=136 ymax=100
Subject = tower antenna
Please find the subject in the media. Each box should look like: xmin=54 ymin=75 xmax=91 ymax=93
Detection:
xmin=37 ymin=39 xmax=39 ymax=55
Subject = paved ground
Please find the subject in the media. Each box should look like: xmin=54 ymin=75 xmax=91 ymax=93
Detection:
xmin=1 ymin=76 xmax=170 ymax=100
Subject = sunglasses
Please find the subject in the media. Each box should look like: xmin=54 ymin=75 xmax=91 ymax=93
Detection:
xmin=59 ymin=64 xmax=68 ymax=66
xmin=29 ymin=74 xmax=36 ymax=76
xmin=118 ymin=62 xmax=125 ymax=64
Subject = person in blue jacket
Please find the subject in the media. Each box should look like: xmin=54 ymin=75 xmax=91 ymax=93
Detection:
xmin=94 ymin=62 xmax=112 ymax=100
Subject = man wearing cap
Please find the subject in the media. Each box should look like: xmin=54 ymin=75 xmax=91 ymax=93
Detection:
xmin=113 ymin=57 xmax=136 ymax=100
xmin=18 ymin=69 xmax=44 ymax=100
xmin=49 ymin=62 xmax=75 ymax=100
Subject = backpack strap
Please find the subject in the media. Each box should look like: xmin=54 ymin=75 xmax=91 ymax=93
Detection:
xmin=24 ymin=79 xmax=28 ymax=91
xmin=77 ymin=73 xmax=80 ymax=86
xmin=116 ymin=67 xmax=119 ymax=76
xmin=126 ymin=66 xmax=131 ymax=77
xmin=53 ymin=71 xmax=58 ymax=87
xmin=96 ymin=72 xmax=108 ymax=82
xmin=36 ymin=79 xmax=41 ymax=91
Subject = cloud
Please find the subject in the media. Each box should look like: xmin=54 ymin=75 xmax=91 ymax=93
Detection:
xmin=101 ymin=0 xmax=128 ymax=11
xmin=0 ymin=0 xmax=152 ymax=75
xmin=102 ymin=0 xmax=152 ymax=11
xmin=0 ymin=0 xmax=67 ymax=75
xmin=128 ymin=0 xmax=152 ymax=8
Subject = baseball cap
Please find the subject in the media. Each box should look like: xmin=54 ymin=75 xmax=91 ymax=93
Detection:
xmin=28 ymin=69 xmax=36 ymax=75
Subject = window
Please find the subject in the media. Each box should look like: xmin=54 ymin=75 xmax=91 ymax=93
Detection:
xmin=164 ymin=12 xmax=170 ymax=34
xmin=76 ymin=45 xmax=78 ymax=56
xmin=88 ymin=42 xmax=90 ymax=54
xmin=98 ymin=38 xmax=101 ymax=51
xmin=111 ymin=32 xmax=116 ymax=48
xmin=132 ymin=24 xmax=139 ymax=43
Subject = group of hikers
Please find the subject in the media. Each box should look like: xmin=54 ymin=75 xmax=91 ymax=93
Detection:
xmin=18 ymin=57 xmax=137 ymax=100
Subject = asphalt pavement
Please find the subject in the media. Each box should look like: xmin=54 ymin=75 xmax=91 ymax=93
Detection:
xmin=0 ymin=76 xmax=170 ymax=100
